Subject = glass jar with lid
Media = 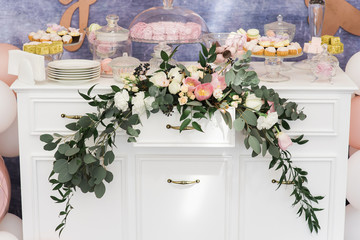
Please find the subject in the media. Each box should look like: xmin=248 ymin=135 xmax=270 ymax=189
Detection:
xmin=110 ymin=53 xmax=141 ymax=83
xmin=311 ymin=44 xmax=339 ymax=83
xmin=264 ymin=15 xmax=296 ymax=41
xmin=129 ymin=0 xmax=209 ymax=44
xmin=91 ymin=14 xmax=132 ymax=77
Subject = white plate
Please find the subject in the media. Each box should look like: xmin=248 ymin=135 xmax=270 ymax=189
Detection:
xmin=47 ymin=73 xmax=100 ymax=80
xmin=48 ymin=66 xmax=100 ymax=73
xmin=48 ymin=77 xmax=99 ymax=84
xmin=47 ymin=70 xmax=100 ymax=76
xmin=47 ymin=74 xmax=100 ymax=81
xmin=48 ymin=59 xmax=100 ymax=70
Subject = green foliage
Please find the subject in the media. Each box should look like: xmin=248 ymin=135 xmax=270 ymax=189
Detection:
xmin=41 ymin=43 xmax=320 ymax=236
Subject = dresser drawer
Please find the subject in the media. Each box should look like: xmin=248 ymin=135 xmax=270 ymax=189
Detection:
xmin=136 ymin=110 xmax=235 ymax=147
xmin=135 ymin=155 xmax=233 ymax=240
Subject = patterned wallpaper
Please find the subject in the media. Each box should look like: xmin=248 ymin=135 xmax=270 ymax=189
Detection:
xmin=1 ymin=0 xmax=360 ymax=218
xmin=1 ymin=0 xmax=360 ymax=69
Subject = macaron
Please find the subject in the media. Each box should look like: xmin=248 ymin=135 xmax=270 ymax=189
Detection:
xmin=247 ymin=29 xmax=260 ymax=40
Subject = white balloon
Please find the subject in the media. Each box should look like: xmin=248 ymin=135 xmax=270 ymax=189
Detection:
xmin=347 ymin=150 xmax=360 ymax=210
xmin=0 ymin=213 xmax=22 ymax=240
xmin=0 ymin=116 xmax=19 ymax=157
xmin=0 ymin=81 xmax=16 ymax=133
xmin=346 ymin=52 xmax=360 ymax=95
xmin=345 ymin=205 xmax=360 ymax=240
xmin=0 ymin=231 xmax=18 ymax=240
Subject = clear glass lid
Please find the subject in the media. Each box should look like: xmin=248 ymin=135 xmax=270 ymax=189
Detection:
xmin=264 ymin=15 xmax=296 ymax=41
xmin=96 ymin=14 xmax=129 ymax=42
xmin=129 ymin=0 xmax=209 ymax=43
xmin=110 ymin=53 xmax=141 ymax=68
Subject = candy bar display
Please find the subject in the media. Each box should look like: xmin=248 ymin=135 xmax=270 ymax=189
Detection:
xmin=321 ymin=35 xmax=344 ymax=54
xmin=129 ymin=0 xmax=209 ymax=44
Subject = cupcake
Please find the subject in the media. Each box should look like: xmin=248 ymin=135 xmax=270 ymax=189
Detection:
xmin=252 ymin=45 xmax=264 ymax=55
xmin=247 ymin=29 xmax=260 ymax=41
xmin=277 ymin=47 xmax=289 ymax=56
xmin=32 ymin=33 xmax=42 ymax=42
xmin=62 ymin=35 xmax=73 ymax=44
xmin=58 ymin=28 xmax=69 ymax=37
xmin=40 ymin=34 xmax=51 ymax=42
xmin=274 ymin=41 xmax=285 ymax=49
xmin=264 ymin=47 xmax=276 ymax=56
xmin=28 ymin=32 xmax=36 ymax=41
xmin=68 ymin=27 xmax=81 ymax=43
xmin=282 ymin=39 xmax=290 ymax=47
xmin=37 ymin=30 xmax=46 ymax=35
xmin=51 ymin=35 xmax=63 ymax=42
xmin=291 ymin=42 xmax=302 ymax=54
xmin=243 ymin=42 xmax=255 ymax=52
xmin=288 ymin=45 xmax=298 ymax=55
xmin=259 ymin=40 xmax=271 ymax=48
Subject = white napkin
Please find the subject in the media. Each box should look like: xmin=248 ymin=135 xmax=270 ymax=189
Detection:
xmin=8 ymin=50 xmax=45 ymax=84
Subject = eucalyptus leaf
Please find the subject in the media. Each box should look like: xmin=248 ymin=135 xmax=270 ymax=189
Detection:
xmin=68 ymin=158 xmax=81 ymax=175
xmin=93 ymin=166 xmax=107 ymax=184
xmin=248 ymin=135 xmax=261 ymax=154
xmin=58 ymin=144 xmax=71 ymax=155
xmin=180 ymin=109 xmax=191 ymax=121
xmin=242 ymin=109 xmax=257 ymax=126
xmin=104 ymin=151 xmax=115 ymax=166
xmin=84 ymin=154 xmax=97 ymax=164
xmin=192 ymin=121 xmax=203 ymax=132
xmin=53 ymin=159 xmax=68 ymax=173
xmin=40 ymin=134 xmax=54 ymax=143
xmin=94 ymin=182 xmax=106 ymax=198
xmin=233 ymin=118 xmax=245 ymax=131
xmin=65 ymin=148 xmax=80 ymax=157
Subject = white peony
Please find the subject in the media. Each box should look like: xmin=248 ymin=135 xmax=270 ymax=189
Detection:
xmin=131 ymin=92 xmax=155 ymax=116
xmin=114 ymin=90 xmax=130 ymax=112
xmin=150 ymin=72 xmax=169 ymax=87
xmin=231 ymin=101 xmax=239 ymax=108
xmin=168 ymin=67 xmax=184 ymax=83
xmin=168 ymin=81 xmax=181 ymax=94
xmin=257 ymin=112 xmax=279 ymax=130
xmin=187 ymin=65 xmax=204 ymax=79
xmin=245 ymin=93 xmax=263 ymax=111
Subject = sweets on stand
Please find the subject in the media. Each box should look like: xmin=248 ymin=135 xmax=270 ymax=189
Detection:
xmin=303 ymin=37 xmax=322 ymax=54
xmin=321 ymin=35 xmax=344 ymax=54
xmin=130 ymin=21 xmax=202 ymax=42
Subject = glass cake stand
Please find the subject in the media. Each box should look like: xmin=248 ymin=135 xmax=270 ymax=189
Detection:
xmin=252 ymin=53 xmax=303 ymax=82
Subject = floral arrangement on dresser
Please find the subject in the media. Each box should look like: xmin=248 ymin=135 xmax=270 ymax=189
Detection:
xmin=40 ymin=45 xmax=323 ymax=235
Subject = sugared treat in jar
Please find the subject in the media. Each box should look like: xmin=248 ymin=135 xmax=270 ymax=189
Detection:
xmin=91 ymin=14 xmax=132 ymax=77
xmin=129 ymin=0 xmax=208 ymax=43
xmin=264 ymin=15 xmax=296 ymax=42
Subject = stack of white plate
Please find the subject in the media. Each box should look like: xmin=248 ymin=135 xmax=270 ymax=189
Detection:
xmin=47 ymin=59 xmax=101 ymax=83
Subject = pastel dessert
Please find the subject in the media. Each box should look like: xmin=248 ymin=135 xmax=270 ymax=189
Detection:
xmin=247 ymin=29 xmax=260 ymax=41
xmin=69 ymin=27 xmax=81 ymax=43
xmin=51 ymin=35 xmax=62 ymax=42
xmin=57 ymin=28 xmax=69 ymax=37
xmin=40 ymin=34 xmax=51 ymax=42
xmin=273 ymin=41 xmax=285 ymax=48
xmin=288 ymin=45 xmax=298 ymax=55
xmin=264 ymin=47 xmax=276 ymax=56
xmin=23 ymin=41 xmax=41 ymax=54
xmin=62 ymin=35 xmax=72 ymax=44
xmin=101 ymin=58 xmax=113 ymax=75
xmin=277 ymin=47 xmax=289 ymax=56
xmin=28 ymin=32 xmax=36 ymax=41
xmin=32 ymin=33 xmax=41 ymax=42
xmin=252 ymin=45 xmax=264 ymax=55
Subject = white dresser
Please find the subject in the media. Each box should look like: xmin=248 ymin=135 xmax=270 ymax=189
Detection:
xmin=12 ymin=62 xmax=357 ymax=240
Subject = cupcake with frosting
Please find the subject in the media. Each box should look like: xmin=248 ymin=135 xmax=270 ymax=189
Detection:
xmin=252 ymin=45 xmax=264 ymax=55
xmin=40 ymin=34 xmax=51 ymax=42
xmin=288 ymin=45 xmax=298 ymax=55
xmin=291 ymin=42 xmax=302 ymax=54
xmin=277 ymin=47 xmax=289 ymax=56
xmin=28 ymin=32 xmax=36 ymax=41
xmin=264 ymin=47 xmax=276 ymax=56
xmin=69 ymin=27 xmax=81 ymax=43
xmin=62 ymin=35 xmax=72 ymax=44
xmin=32 ymin=33 xmax=42 ymax=42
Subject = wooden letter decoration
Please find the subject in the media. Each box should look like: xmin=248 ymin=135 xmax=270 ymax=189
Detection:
xmin=305 ymin=0 xmax=360 ymax=36
xmin=59 ymin=0 xmax=97 ymax=51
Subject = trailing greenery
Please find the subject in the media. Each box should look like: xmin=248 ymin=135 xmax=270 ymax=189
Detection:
xmin=41 ymin=44 xmax=323 ymax=236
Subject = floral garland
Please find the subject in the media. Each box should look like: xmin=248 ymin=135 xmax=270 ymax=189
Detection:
xmin=40 ymin=44 xmax=323 ymax=235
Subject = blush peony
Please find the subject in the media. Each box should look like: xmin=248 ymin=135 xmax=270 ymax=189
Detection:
xmin=194 ymin=83 xmax=214 ymax=101
xmin=182 ymin=77 xmax=201 ymax=92
xmin=276 ymin=132 xmax=293 ymax=150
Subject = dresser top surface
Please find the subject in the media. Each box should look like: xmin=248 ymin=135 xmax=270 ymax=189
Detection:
xmin=11 ymin=62 xmax=358 ymax=93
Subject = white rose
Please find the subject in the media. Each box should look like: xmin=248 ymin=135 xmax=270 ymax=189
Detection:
xmin=213 ymin=88 xmax=223 ymax=99
xmin=257 ymin=112 xmax=279 ymax=130
xmin=180 ymin=84 xmax=189 ymax=93
xmin=245 ymin=93 xmax=263 ymax=111
xmin=187 ymin=65 xmax=203 ymax=79
xmin=178 ymin=96 xmax=188 ymax=105
xmin=132 ymin=86 xmax=139 ymax=92
xmin=231 ymin=101 xmax=239 ymax=108
xmin=144 ymin=96 xmax=155 ymax=111
xmin=131 ymin=92 xmax=146 ymax=116
xmin=168 ymin=67 xmax=184 ymax=83
xmin=150 ymin=72 xmax=169 ymax=87
xmin=114 ymin=90 xmax=129 ymax=112
xmin=168 ymin=81 xmax=181 ymax=94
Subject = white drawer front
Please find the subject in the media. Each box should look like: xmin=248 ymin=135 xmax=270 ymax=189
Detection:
xmin=240 ymin=157 xmax=333 ymax=240
xmin=136 ymin=155 xmax=232 ymax=240
xmin=135 ymin=110 xmax=235 ymax=147
xmin=31 ymin=97 xmax=93 ymax=135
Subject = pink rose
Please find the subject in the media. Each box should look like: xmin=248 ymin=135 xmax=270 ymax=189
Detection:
xmin=267 ymin=101 xmax=275 ymax=113
xmin=182 ymin=77 xmax=201 ymax=92
xmin=101 ymin=58 xmax=112 ymax=74
xmin=276 ymin=132 xmax=293 ymax=150
xmin=194 ymin=83 xmax=214 ymax=101
xmin=211 ymin=73 xmax=227 ymax=90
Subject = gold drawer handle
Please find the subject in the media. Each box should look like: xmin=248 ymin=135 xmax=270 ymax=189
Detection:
xmin=166 ymin=124 xmax=194 ymax=130
xmin=271 ymin=179 xmax=295 ymax=185
xmin=167 ymin=179 xmax=200 ymax=185
xmin=61 ymin=114 xmax=82 ymax=119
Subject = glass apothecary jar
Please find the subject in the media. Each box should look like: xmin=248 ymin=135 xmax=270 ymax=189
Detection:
xmin=110 ymin=53 xmax=141 ymax=83
xmin=91 ymin=14 xmax=132 ymax=77
xmin=264 ymin=15 xmax=296 ymax=41
xmin=129 ymin=0 xmax=209 ymax=44
xmin=311 ymin=44 xmax=339 ymax=83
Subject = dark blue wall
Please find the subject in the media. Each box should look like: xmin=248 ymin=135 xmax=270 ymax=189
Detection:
xmin=1 ymin=0 xmax=360 ymax=218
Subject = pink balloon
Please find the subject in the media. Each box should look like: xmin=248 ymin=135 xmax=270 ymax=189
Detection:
xmin=0 ymin=44 xmax=19 ymax=87
xmin=347 ymin=150 xmax=360 ymax=210
xmin=349 ymin=96 xmax=360 ymax=149
xmin=0 ymin=81 xmax=16 ymax=134
xmin=0 ymin=156 xmax=11 ymax=223
xmin=0 ymin=117 xmax=19 ymax=157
